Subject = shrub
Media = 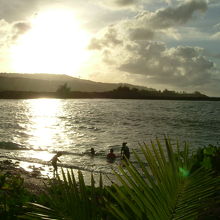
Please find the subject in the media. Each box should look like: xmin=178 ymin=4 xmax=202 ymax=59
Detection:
xmin=0 ymin=172 xmax=33 ymax=219
xmin=191 ymin=144 xmax=220 ymax=175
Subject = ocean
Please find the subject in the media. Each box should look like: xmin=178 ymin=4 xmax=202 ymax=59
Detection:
xmin=0 ymin=98 xmax=219 ymax=184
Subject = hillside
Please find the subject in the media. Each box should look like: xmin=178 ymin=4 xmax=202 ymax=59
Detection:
xmin=0 ymin=73 xmax=154 ymax=92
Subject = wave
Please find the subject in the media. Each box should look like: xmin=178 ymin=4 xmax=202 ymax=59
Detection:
xmin=0 ymin=142 xmax=55 ymax=152
xmin=0 ymin=144 xmax=142 ymax=166
xmin=0 ymin=143 xmax=106 ymax=158
xmin=0 ymin=154 xmax=115 ymax=175
xmin=0 ymin=155 xmax=47 ymax=165
xmin=51 ymin=150 xmax=107 ymax=158
xmin=52 ymin=151 xmax=85 ymax=157
xmin=0 ymin=153 xmax=146 ymax=177
xmin=0 ymin=142 xmax=28 ymax=150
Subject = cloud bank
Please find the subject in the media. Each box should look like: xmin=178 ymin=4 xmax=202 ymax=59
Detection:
xmin=88 ymin=0 xmax=220 ymax=96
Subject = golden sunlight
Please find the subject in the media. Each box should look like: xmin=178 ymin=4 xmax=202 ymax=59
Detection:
xmin=27 ymin=99 xmax=61 ymax=149
xmin=10 ymin=7 xmax=91 ymax=76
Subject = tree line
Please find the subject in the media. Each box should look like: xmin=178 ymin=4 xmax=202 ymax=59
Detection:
xmin=1 ymin=84 xmax=219 ymax=100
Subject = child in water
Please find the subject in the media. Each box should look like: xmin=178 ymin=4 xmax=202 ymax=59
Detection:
xmin=50 ymin=152 xmax=62 ymax=177
xmin=107 ymin=149 xmax=116 ymax=163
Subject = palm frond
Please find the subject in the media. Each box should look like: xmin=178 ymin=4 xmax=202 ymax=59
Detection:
xmin=26 ymin=169 xmax=105 ymax=220
xmin=107 ymin=137 xmax=220 ymax=220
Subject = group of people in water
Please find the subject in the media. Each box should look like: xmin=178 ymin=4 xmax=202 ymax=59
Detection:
xmin=91 ymin=142 xmax=130 ymax=163
xmin=106 ymin=142 xmax=130 ymax=163
xmin=50 ymin=142 xmax=130 ymax=177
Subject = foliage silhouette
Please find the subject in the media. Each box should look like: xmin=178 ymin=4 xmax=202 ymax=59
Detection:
xmin=107 ymin=138 xmax=220 ymax=220
xmin=0 ymin=172 xmax=33 ymax=219
xmin=25 ymin=138 xmax=220 ymax=220
xmin=1 ymin=85 xmax=217 ymax=100
xmin=27 ymin=169 xmax=108 ymax=220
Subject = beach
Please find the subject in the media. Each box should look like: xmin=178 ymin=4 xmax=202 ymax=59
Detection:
xmin=0 ymin=158 xmax=50 ymax=195
xmin=0 ymin=157 xmax=117 ymax=195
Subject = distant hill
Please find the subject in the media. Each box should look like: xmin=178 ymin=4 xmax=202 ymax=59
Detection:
xmin=0 ymin=73 xmax=154 ymax=92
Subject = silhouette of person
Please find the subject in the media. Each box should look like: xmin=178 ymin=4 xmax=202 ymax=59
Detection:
xmin=121 ymin=142 xmax=130 ymax=160
xmin=107 ymin=149 xmax=116 ymax=163
xmin=50 ymin=152 xmax=62 ymax=177
xmin=90 ymin=148 xmax=95 ymax=156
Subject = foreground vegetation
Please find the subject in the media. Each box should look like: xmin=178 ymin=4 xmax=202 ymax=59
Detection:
xmin=1 ymin=138 xmax=220 ymax=219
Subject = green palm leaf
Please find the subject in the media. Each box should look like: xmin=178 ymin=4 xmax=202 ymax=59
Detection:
xmin=27 ymin=169 xmax=105 ymax=220
xmin=107 ymin=137 xmax=219 ymax=220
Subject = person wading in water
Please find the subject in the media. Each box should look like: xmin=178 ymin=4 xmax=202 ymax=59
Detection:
xmin=121 ymin=142 xmax=130 ymax=160
xmin=50 ymin=152 xmax=62 ymax=177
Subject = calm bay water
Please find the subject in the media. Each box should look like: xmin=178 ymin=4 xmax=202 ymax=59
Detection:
xmin=0 ymin=99 xmax=219 ymax=181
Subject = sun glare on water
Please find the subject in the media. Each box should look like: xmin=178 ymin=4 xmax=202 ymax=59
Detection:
xmin=27 ymin=99 xmax=61 ymax=149
xmin=10 ymin=7 xmax=91 ymax=76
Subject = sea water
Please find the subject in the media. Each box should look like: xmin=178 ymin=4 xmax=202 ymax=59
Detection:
xmin=0 ymin=99 xmax=219 ymax=183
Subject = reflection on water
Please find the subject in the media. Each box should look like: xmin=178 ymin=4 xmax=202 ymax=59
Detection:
xmin=24 ymin=150 xmax=53 ymax=162
xmin=26 ymin=99 xmax=62 ymax=149
xmin=19 ymin=161 xmax=51 ymax=177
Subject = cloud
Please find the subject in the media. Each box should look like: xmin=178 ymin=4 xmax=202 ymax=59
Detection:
xmin=111 ymin=0 xmax=139 ymax=7
xmin=11 ymin=21 xmax=31 ymax=40
xmin=0 ymin=19 xmax=9 ymax=32
xmin=213 ymin=54 xmax=220 ymax=59
xmin=0 ymin=0 xmax=67 ymax=22
xmin=208 ymin=0 xmax=220 ymax=6
xmin=0 ymin=0 xmax=40 ymax=22
xmin=211 ymin=31 xmax=220 ymax=39
xmin=95 ymin=0 xmax=142 ymax=10
xmin=88 ymin=26 xmax=123 ymax=50
xmin=0 ymin=19 xmax=10 ymax=46
xmin=136 ymin=0 xmax=207 ymax=29
xmin=213 ymin=23 xmax=220 ymax=30
xmin=89 ymin=0 xmax=208 ymax=49
xmin=129 ymin=27 xmax=155 ymax=40
xmin=87 ymin=0 xmax=219 ymax=93
xmin=0 ymin=19 xmax=31 ymax=48
xmin=119 ymin=42 xmax=215 ymax=88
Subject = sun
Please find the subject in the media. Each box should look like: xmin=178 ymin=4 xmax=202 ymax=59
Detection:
xmin=10 ymin=7 xmax=91 ymax=76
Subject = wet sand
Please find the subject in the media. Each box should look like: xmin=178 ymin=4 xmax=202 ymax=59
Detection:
xmin=0 ymin=158 xmax=117 ymax=195
xmin=0 ymin=159 xmax=50 ymax=195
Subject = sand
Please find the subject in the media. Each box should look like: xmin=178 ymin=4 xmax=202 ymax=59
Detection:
xmin=0 ymin=159 xmax=50 ymax=195
xmin=0 ymin=158 xmax=117 ymax=195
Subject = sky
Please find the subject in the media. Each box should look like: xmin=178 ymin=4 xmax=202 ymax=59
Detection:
xmin=0 ymin=0 xmax=220 ymax=96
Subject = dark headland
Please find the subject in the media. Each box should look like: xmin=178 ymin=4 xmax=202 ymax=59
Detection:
xmin=0 ymin=73 xmax=219 ymax=100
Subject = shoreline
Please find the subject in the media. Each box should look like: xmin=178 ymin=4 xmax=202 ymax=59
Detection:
xmin=0 ymin=91 xmax=220 ymax=101
xmin=0 ymin=158 xmax=116 ymax=194
xmin=0 ymin=159 xmax=49 ymax=195
xmin=1 ymin=142 xmax=219 ymax=219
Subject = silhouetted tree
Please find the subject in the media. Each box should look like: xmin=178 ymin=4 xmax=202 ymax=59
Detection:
xmin=115 ymin=86 xmax=131 ymax=92
xmin=56 ymin=83 xmax=71 ymax=96
xmin=193 ymin=91 xmax=207 ymax=97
